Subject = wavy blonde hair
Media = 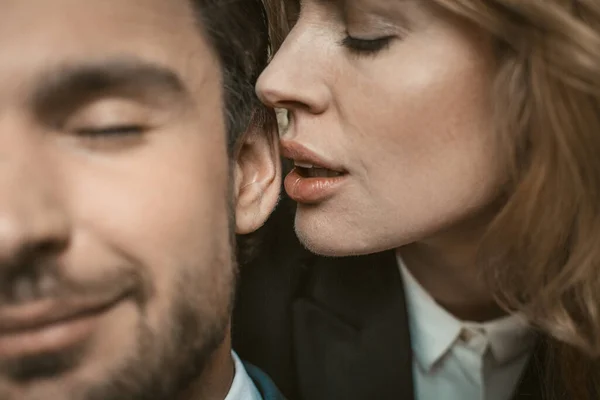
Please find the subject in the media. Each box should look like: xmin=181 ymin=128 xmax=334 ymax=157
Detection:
xmin=436 ymin=2 xmax=600 ymax=398
xmin=264 ymin=0 xmax=600 ymax=397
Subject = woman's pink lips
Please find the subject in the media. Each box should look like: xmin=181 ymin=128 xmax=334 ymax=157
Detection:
xmin=280 ymin=141 xmax=348 ymax=203
xmin=284 ymin=168 xmax=347 ymax=204
xmin=280 ymin=140 xmax=345 ymax=173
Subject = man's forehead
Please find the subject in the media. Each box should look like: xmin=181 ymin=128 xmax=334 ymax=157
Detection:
xmin=0 ymin=0 xmax=214 ymax=93
xmin=0 ymin=0 xmax=200 ymax=34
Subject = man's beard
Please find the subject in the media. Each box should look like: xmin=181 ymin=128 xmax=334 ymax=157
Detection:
xmin=0 ymin=184 xmax=240 ymax=400
xmin=0 ymin=250 xmax=237 ymax=400
xmin=87 ymin=198 xmax=238 ymax=400
xmin=82 ymin=281 xmax=234 ymax=400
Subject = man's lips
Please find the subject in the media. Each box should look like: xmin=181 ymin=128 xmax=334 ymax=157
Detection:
xmin=0 ymin=289 xmax=132 ymax=361
xmin=0 ymin=291 xmax=129 ymax=335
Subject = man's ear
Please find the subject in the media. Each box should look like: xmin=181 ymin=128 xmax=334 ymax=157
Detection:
xmin=234 ymin=110 xmax=281 ymax=234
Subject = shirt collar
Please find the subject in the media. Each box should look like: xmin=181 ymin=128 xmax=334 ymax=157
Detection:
xmin=397 ymin=253 xmax=535 ymax=372
xmin=398 ymin=254 xmax=463 ymax=371
xmin=471 ymin=314 xmax=535 ymax=364
xmin=225 ymin=351 xmax=262 ymax=400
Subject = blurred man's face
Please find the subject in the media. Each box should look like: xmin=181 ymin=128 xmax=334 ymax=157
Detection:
xmin=0 ymin=1 xmax=279 ymax=399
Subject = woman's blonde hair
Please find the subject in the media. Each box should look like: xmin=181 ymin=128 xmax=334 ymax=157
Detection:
xmin=264 ymin=0 xmax=600 ymax=397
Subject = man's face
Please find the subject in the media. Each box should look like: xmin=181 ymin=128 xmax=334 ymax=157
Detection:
xmin=0 ymin=1 xmax=279 ymax=400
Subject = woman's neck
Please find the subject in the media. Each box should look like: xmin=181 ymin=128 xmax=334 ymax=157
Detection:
xmin=399 ymin=208 xmax=506 ymax=322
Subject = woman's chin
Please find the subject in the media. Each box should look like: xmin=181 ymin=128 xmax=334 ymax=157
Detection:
xmin=294 ymin=225 xmax=390 ymax=257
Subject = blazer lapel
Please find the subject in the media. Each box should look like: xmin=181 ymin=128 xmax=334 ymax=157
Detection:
xmin=512 ymin=342 xmax=546 ymax=400
xmin=292 ymin=251 xmax=414 ymax=400
xmin=244 ymin=362 xmax=289 ymax=400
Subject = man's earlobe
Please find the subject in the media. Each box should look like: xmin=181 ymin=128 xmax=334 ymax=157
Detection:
xmin=234 ymin=111 xmax=281 ymax=234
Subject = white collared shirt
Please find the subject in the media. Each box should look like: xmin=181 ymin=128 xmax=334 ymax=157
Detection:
xmin=224 ymin=351 xmax=262 ymax=400
xmin=397 ymin=255 xmax=535 ymax=400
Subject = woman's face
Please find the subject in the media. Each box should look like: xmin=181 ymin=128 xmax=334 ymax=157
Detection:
xmin=257 ymin=0 xmax=505 ymax=256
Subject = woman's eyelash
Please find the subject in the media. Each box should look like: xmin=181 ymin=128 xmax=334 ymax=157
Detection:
xmin=341 ymin=35 xmax=395 ymax=56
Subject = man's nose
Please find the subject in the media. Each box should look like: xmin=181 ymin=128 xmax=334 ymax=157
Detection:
xmin=0 ymin=121 xmax=70 ymax=275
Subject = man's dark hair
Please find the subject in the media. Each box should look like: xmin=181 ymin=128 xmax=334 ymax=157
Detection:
xmin=192 ymin=0 xmax=273 ymax=155
xmin=192 ymin=0 xmax=276 ymax=262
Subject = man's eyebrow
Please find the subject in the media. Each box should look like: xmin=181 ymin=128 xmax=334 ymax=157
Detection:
xmin=32 ymin=58 xmax=189 ymax=114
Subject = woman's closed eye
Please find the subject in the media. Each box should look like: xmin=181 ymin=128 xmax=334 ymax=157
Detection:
xmin=341 ymin=34 xmax=395 ymax=56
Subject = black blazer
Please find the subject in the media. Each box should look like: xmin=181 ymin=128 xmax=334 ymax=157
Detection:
xmin=233 ymin=202 xmax=546 ymax=400
xmin=245 ymin=362 xmax=288 ymax=400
